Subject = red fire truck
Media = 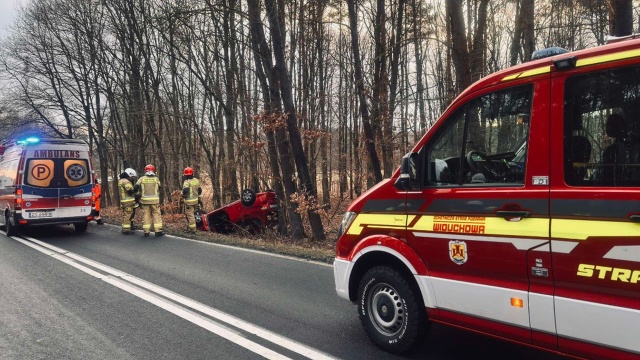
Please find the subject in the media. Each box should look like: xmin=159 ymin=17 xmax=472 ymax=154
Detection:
xmin=334 ymin=36 xmax=640 ymax=359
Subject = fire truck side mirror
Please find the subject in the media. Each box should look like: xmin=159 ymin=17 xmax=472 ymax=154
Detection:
xmin=395 ymin=152 xmax=419 ymax=191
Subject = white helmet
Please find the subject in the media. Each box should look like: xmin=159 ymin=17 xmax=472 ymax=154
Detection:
xmin=125 ymin=168 xmax=137 ymax=178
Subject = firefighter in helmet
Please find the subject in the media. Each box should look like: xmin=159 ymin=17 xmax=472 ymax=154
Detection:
xmin=181 ymin=167 xmax=202 ymax=234
xmin=134 ymin=164 xmax=164 ymax=237
xmin=118 ymin=168 xmax=138 ymax=234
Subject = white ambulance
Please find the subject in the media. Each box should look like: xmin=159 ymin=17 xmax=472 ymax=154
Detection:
xmin=0 ymin=137 xmax=95 ymax=235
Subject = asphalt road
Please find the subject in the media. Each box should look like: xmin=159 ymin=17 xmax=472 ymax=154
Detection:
xmin=0 ymin=223 xmax=569 ymax=360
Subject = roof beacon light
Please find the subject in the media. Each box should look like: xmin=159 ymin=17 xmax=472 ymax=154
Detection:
xmin=17 ymin=137 xmax=40 ymax=145
xmin=531 ymin=46 xmax=569 ymax=61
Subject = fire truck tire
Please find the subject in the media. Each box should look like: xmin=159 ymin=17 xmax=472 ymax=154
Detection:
xmin=357 ymin=266 xmax=428 ymax=354
xmin=5 ymin=215 xmax=16 ymax=236
xmin=241 ymin=188 xmax=256 ymax=207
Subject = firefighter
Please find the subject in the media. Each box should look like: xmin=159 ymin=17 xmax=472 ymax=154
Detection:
xmin=134 ymin=164 xmax=164 ymax=237
xmin=91 ymin=178 xmax=104 ymax=225
xmin=126 ymin=168 xmax=140 ymax=230
xmin=118 ymin=168 xmax=138 ymax=234
xmin=181 ymin=167 xmax=202 ymax=234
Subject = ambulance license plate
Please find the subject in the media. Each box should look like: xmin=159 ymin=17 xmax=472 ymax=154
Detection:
xmin=29 ymin=211 xmax=53 ymax=218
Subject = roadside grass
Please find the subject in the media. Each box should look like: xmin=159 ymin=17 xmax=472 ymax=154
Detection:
xmin=100 ymin=206 xmax=337 ymax=264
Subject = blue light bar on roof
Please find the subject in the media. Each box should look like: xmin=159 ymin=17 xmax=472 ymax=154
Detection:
xmin=17 ymin=137 xmax=40 ymax=144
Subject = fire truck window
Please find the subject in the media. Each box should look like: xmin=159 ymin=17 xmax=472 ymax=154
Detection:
xmin=564 ymin=64 xmax=640 ymax=187
xmin=426 ymin=85 xmax=532 ymax=187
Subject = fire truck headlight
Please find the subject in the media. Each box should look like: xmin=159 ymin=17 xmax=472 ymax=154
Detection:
xmin=337 ymin=211 xmax=357 ymax=240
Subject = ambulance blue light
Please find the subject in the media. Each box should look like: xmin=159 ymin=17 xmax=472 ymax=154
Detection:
xmin=17 ymin=137 xmax=40 ymax=144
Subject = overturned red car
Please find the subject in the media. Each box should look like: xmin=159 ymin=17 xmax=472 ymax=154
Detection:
xmin=197 ymin=189 xmax=279 ymax=234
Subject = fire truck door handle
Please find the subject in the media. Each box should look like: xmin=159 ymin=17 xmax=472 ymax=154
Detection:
xmin=496 ymin=210 xmax=531 ymax=219
xmin=629 ymin=215 xmax=640 ymax=222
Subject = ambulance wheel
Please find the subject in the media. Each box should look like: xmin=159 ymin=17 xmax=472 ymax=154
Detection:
xmin=241 ymin=188 xmax=256 ymax=207
xmin=5 ymin=215 xmax=16 ymax=236
xmin=357 ymin=266 xmax=428 ymax=355
xmin=74 ymin=222 xmax=88 ymax=233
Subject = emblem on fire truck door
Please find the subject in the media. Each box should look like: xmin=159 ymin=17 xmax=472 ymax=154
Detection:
xmin=449 ymin=240 xmax=468 ymax=265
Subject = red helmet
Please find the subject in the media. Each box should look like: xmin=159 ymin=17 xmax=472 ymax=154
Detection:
xmin=144 ymin=164 xmax=155 ymax=173
xmin=184 ymin=167 xmax=193 ymax=176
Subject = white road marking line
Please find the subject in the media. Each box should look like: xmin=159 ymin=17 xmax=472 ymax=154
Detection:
xmin=12 ymin=234 xmax=338 ymax=360
xmin=11 ymin=236 xmax=290 ymax=360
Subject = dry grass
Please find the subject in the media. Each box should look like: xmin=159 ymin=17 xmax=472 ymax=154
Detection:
xmin=100 ymin=205 xmax=337 ymax=264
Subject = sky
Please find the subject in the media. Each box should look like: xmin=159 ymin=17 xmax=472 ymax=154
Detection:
xmin=0 ymin=0 xmax=25 ymax=39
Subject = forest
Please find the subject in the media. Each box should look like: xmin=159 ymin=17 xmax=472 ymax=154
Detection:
xmin=0 ymin=0 xmax=638 ymax=239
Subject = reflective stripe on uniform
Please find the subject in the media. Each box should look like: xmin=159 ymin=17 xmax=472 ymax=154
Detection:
xmin=183 ymin=178 xmax=200 ymax=205
xmin=119 ymin=178 xmax=135 ymax=205
xmin=137 ymin=176 xmax=160 ymax=204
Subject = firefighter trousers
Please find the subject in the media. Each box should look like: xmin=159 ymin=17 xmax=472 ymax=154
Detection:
xmin=185 ymin=204 xmax=197 ymax=232
xmin=141 ymin=203 xmax=163 ymax=234
xmin=121 ymin=204 xmax=134 ymax=231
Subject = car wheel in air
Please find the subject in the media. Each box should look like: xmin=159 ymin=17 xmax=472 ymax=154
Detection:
xmin=357 ymin=266 xmax=429 ymax=355
xmin=241 ymin=188 xmax=256 ymax=207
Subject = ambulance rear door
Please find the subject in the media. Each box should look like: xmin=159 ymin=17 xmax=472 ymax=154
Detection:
xmin=21 ymin=146 xmax=92 ymax=221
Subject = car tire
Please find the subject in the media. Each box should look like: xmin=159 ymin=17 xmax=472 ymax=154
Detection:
xmin=74 ymin=222 xmax=88 ymax=233
xmin=357 ymin=266 xmax=429 ymax=355
xmin=241 ymin=188 xmax=256 ymax=207
xmin=5 ymin=214 xmax=16 ymax=236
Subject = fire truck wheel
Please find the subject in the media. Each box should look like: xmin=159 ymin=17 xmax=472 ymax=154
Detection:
xmin=241 ymin=188 xmax=256 ymax=207
xmin=357 ymin=266 xmax=428 ymax=354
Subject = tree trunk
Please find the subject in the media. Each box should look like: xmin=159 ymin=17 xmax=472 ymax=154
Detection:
xmin=264 ymin=0 xmax=325 ymax=240
xmin=446 ymin=0 xmax=472 ymax=91
xmin=347 ymin=0 xmax=383 ymax=185
xmin=613 ymin=0 xmax=633 ymax=36
xmin=412 ymin=0 xmax=427 ymax=137
xmin=248 ymin=0 xmax=304 ymax=238
xmin=222 ymin=0 xmax=239 ymax=201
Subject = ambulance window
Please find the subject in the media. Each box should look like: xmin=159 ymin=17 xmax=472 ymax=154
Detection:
xmin=564 ymin=64 xmax=640 ymax=187
xmin=0 ymin=160 xmax=19 ymax=186
xmin=425 ymin=85 xmax=532 ymax=187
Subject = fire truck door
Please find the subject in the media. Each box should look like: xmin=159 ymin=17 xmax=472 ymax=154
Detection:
xmin=549 ymin=58 xmax=640 ymax=358
xmin=406 ymin=81 xmax=551 ymax=345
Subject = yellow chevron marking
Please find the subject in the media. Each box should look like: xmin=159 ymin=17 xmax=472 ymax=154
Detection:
xmin=502 ymin=66 xmax=551 ymax=81
xmin=576 ymin=49 xmax=640 ymax=67
xmin=409 ymin=215 xmax=548 ymax=238
xmin=347 ymin=214 xmax=414 ymax=235
xmin=552 ymin=219 xmax=640 ymax=240
xmin=348 ymin=214 xmax=548 ymax=238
